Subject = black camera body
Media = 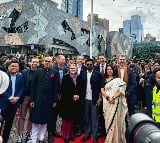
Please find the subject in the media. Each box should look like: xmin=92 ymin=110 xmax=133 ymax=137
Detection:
xmin=127 ymin=113 xmax=160 ymax=143
xmin=0 ymin=114 xmax=3 ymax=126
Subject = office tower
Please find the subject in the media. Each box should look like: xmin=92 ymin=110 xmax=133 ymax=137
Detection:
xmin=123 ymin=15 xmax=144 ymax=42
xmin=72 ymin=0 xmax=83 ymax=20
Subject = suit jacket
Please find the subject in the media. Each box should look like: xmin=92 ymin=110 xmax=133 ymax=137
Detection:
xmin=78 ymin=64 xmax=87 ymax=75
xmin=80 ymin=70 xmax=102 ymax=105
xmin=21 ymin=68 xmax=36 ymax=97
xmin=53 ymin=64 xmax=68 ymax=76
xmin=115 ymin=67 xmax=137 ymax=96
xmin=94 ymin=63 xmax=107 ymax=78
xmin=0 ymin=73 xmax=25 ymax=110
xmin=22 ymin=68 xmax=30 ymax=91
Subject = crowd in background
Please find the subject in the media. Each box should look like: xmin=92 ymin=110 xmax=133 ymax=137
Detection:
xmin=0 ymin=52 xmax=160 ymax=143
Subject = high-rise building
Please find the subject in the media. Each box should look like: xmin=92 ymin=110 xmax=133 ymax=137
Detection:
xmin=123 ymin=15 xmax=144 ymax=42
xmin=123 ymin=20 xmax=131 ymax=38
xmin=72 ymin=0 xmax=83 ymax=20
xmin=87 ymin=14 xmax=109 ymax=32
xmin=61 ymin=0 xmax=83 ymax=20
xmin=61 ymin=0 xmax=73 ymax=14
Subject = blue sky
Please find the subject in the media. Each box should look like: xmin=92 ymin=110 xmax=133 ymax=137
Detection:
xmin=1 ymin=0 xmax=160 ymax=40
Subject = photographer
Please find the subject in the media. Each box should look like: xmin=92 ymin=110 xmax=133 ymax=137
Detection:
xmin=0 ymin=70 xmax=11 ymax=143
xmin=139 ymin=65 xmax=152 ymax=116
xmin=0 ymin=111 xmax=3 ymax=143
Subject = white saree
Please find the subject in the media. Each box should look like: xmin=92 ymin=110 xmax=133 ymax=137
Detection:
xmin=103 ymin=78 xmax=128 ymax=143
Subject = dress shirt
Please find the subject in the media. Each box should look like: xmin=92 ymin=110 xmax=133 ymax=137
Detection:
xmin=85 ymin=71 xmax=92 ymax=100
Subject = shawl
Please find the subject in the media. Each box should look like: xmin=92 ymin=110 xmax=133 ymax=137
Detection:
xmin=118 ymin=65 xmax=128 ymax=85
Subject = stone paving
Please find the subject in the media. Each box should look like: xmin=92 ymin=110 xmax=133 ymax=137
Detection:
xmin=6 ymin=109 xmax=146 ymax=143
xmin=8 ymin=115 xmax=62 ymax=143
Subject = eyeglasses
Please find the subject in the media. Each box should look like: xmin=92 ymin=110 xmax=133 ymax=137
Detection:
xmin=86 ymin=64 xmax=93 ymax=66
xmin=45 ymin=61 xmax=52 ymax=63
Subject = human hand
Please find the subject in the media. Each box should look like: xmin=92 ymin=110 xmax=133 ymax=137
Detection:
xmin=96 ymin=98 xmax=102 ymax=106
xmin=73 ymin=95 xmax=79 ymax=101
xmin=10 ymin=97 xmax=19 ymax=104
xmin=53 ymin=102 xmax=57 ymax=108
xmin=108 ymin=97 xmax=115 ymax=104
xmin=30 ymin=102 xmax=34 ymax=108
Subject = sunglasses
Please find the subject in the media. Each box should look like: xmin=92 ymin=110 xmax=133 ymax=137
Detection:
xmin=86 ymin=64 xmax=93 ymax=66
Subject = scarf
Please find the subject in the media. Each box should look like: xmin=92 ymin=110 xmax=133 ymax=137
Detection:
xmin=118 ymin=65 xmax=128 ymax=85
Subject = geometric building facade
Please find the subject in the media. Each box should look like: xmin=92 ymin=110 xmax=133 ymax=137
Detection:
xmin=0 ymin=0 xmax=106 ymax=57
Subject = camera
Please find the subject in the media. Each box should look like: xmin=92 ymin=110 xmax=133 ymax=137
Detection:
xmin=126 ymin=113 xmax=160 ymax=143
xmin=0 ymin=114 xmax=3 ymax=126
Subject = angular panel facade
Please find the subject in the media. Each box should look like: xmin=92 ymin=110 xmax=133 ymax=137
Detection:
xmin=0 ymin=0 xmax=106 ymax=57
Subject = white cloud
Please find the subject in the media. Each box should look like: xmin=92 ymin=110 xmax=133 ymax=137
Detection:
xmin=1 ymin=0 xmax=160 ymax=40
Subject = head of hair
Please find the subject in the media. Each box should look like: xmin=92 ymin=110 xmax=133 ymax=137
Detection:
xmin=98 ymin=53 xmax=105 ymax=58
xmin=8 ymin=58 xmax=19 ymax=66
xmin=104 ymin=64 xmax=115 ymax=78
xmin=118 ymin=54 xmax=125 ymax=59
xmin=85 ymin=58 xmax=94 ymax=65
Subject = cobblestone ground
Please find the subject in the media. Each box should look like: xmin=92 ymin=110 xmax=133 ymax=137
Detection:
xmin=8 ymin=115 xmax=62 ymax=143
xmin=7 ymin=109 xmax=146 ymax=143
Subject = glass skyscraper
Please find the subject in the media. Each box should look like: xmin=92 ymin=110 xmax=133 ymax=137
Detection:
xmin=72 ymin=0 xmax=83 ymax=20
xmin=123 ymin=15 xmax=144 ymax=42
xmin=61 ymin=0 xmax=83 ymax=20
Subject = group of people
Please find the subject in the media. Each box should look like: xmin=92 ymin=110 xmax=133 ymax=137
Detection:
xmin=0 ymin=52 xmax=160 ymax=143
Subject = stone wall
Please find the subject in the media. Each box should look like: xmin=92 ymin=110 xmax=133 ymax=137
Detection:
xmin=106 ymin=31 xmax=131 ymax=59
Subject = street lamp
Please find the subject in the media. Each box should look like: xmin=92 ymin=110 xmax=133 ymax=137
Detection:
xmin=90 ymin=0 xmax=93 ymax=58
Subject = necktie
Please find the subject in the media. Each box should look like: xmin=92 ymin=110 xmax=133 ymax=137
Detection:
xmin=101 ymin=65 xmax=104 ymax=77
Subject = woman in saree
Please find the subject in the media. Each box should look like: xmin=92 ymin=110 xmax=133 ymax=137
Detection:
xmin=101 ymin=65 xmax=128 ymax=143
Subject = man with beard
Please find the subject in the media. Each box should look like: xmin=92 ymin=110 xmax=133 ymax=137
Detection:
xmin=30 ymin=56 xmax=60 ymax=143
xmin=80 ymin=59 xmax=102 ymax=143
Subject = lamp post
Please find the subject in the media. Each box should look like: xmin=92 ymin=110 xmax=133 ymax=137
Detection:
xmin=90 ymin=0 xmax=93 ymax=58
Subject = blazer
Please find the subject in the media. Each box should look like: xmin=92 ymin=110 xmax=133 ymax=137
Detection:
xmin=80 ymin=69 xmax=102 ymax=105
xmin=53 ymin=64 xmax=68 ymax=75
xmin=114 ymin=67 xmax=137 ymax=95
xmin=0 ymin=73 xmax=25 ymax=110
xmin=94 ymin=63 xmax=107 ymax=78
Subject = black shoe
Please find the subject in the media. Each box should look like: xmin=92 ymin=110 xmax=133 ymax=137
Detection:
xmin=76 ymin=129 xmax=83 ymax=137
xmin=39 ymin=141 xmax=45 ymax=143
xmin=93 ymin=138 xmax=98 ymax=143
xmin=48 ymin=136 xmax=53 ymax=143
xmin=64 ymin=138 xmax=69 ymax=143
xmin=70 ymin=137 xmax=75 ymax=141
xmin=80 ymin=135 xmax=90 ymax=142
xmin=25 ymin=132 xmax=32 ymax=142
xmin=53 ymin=131 xmax=62 ymax=137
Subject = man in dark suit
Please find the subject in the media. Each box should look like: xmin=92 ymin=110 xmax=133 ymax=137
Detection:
xmin=16 ymin=57 xmax=39 ymax=143
xmin=94 ymin=54 xmax=107 ymax=137
xmin=48 ymin=55 xmax=68 ymax=142
xmin=0 ymin=59 xmax=25 ymax=143
xmin=75 ymin=55 xmax=87 ymax=136
xmin=115 ymin=54 xmax=137 ymax=116
xmin=80 ymin=59 xmax=102 ymax=143
xmin=30 ymin=56 xmax=60 ymax=143
xmin=94 ymin=53 xmax=107 ymax=78
xmin=76 ymin=55 xmax=87 ymax=76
